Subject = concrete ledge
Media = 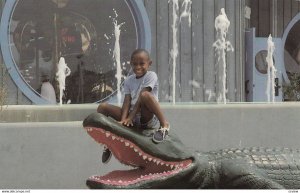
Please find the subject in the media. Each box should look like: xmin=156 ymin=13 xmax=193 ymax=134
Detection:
xmin=0 ymin=104 xmax=98 ymax=122
xmin=1 ymin=102 xmax=300 ymax=122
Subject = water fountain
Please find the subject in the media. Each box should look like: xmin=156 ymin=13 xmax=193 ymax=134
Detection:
xmin=170 ymin=0 xmax=179 ymax=105
xmin=170 ymin=0 xmax=192 ymax=104
xmin=56 ymin=57 xmax=71 ymax=105
xmin=213 ymin=8 xmax=234 ymax=104
xmin=180 ymin=0 xmax=192 ymax=27
xmin=266 ymin=34 xmax=277 ymax=103
xmin=110 ymin=9 xmax=125 ymax=106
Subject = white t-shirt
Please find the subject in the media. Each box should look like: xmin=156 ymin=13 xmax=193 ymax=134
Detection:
xmin=123 ymin=71 xmax=159 ymax=110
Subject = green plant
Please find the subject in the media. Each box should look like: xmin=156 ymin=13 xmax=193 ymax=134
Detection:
xmin=283 ymin=73 xmax=300 ymax=101
xmin=0 ymin=62 xmax=7 ymax=111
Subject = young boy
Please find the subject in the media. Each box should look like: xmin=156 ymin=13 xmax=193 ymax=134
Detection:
xmin=97 ymin=48 xmax=170 ymax=163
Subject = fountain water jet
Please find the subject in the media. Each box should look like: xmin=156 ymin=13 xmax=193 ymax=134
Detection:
xmin=180 ymin=0 xmax=192 ymax=27
xmin=266 ymin=34 xmax=277 ymax=103
xmin=56 ymin=57 xmax=71 ymax=106
xmin=170 ymin=0 xmax=179 ymax=104
xmin=170 ymin=0 xmax=192 ymax=104
xmin=213 ymin=8 xmax=234 ymax=104
xmin=110 ymin=9 xmax=125 ymax=105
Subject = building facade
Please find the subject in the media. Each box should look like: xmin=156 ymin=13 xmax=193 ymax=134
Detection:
xmin=0 ymin=0 xmax=299 ymax=104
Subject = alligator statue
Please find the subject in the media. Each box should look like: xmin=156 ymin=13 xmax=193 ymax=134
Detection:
xmin=83 ymin=112 xmax=300 ymax=189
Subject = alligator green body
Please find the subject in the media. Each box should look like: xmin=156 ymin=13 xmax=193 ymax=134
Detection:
xmin=83 ymin=113 xmax=300 ymax=189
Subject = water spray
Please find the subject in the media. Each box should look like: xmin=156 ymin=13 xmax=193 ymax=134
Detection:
xmin=56 ymin=57 xmax=71 ymax=106
xmin=266 ymin=34 xmax=277 ymax=103
xmin=213 ymin=8 xmax=234 ymax=104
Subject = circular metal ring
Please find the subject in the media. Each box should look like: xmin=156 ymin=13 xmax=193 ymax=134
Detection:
xmin=0 ymin=0 xmax=151 ymax=104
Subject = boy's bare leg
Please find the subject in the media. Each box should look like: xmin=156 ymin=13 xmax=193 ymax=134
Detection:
xmin=97 ymin=103 xmax=122 ymax=163
xmin=140 ymin=91 xmax=169 ymax=128
xmin=97 ymin=103 xmax=122 ymax=122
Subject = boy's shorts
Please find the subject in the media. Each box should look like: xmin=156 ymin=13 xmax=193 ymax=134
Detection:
xmin=133 ymin=113 xmax=160 ymax=130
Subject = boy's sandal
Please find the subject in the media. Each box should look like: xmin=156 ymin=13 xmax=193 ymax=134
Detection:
xmin=152 ymin=124 xmax=170 ymax=143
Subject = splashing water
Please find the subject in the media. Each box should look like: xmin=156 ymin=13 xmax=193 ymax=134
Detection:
xmin=266 ymin=34 xmax=277 ymax=103
xmin=170 ymin=0 xmax=179 ymax=104
xmin=180 ymin=0 xmax=192 ymax=27
xmin=110 ymin=9 xmax=125 ymax=105
xmin=205 ymin=89 xmax=216 ymax=102
xmin=213 ymin=8 xmax=234 ymax=104
xmin=56 ymin=57 xmax=71 ymax=105
xmin=170 ymin=0 xmax=192 ymax=104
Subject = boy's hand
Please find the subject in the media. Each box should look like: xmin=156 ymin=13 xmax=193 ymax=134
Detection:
xmin=119 ymin=118 xmax=133 ymax=127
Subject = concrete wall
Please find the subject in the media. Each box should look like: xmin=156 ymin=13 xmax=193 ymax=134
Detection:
xmin=1 ymin=103 xmax=300 ymax=188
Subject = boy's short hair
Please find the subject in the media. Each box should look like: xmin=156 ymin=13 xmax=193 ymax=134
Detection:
xmin=131 ymin=49 xmax=150 ymax=61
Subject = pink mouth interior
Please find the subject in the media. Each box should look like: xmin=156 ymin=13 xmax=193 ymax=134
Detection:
xmin=85 ymin=126 xmax=192 ymax=186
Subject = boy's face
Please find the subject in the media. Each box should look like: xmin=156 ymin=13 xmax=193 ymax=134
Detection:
xmin=130 ymin=52 xmax=152 ymax=78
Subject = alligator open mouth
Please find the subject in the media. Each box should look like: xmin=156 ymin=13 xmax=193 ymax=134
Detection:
xmin=84 ymin=126 xmax=192 ymax=187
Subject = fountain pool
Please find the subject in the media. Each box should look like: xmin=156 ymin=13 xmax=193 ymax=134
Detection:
xmin=1 ymin=103 xmax=300 ymax=188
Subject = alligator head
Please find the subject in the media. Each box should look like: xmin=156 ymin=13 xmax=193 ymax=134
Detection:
xmin=82 ymin=113 xmax=201 ymax=189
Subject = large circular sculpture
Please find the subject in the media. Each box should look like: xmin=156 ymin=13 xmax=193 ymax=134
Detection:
xmin=0 ymin=0 xmax=151 ymax=104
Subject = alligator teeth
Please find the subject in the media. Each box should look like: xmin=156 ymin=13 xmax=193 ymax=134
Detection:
xmin=120 ymin=139 xmax=124 ymax=142
xmin=160 ymin=162 xmax=164 ymax=166
xmin=105 ymin=132 xmax=111 ymax=137
xmin=156 ymin=161 xmax=160 ymax=165
xmin=166 ymin=164 xmax=169 ymax=166
xmin=134 ymin=148 xmax=138 ymax=152
xmin=148 ymin=157 xmax=153 ymax=161
xmin=130 ymin=145 xmax=133 ymax=148
xmin=125 ymin=142 xmax=129 ymax=146
xmin=143 ymin=155 xmax=147 ymax=160
xmin=139 ymin=152 xmax=142 ymax=156
xmin=118 ymin=180 xmax=122 ymax=183
xmin=170 ymin=165 xmax=174 ymax=169
xmin=112 ymin=136 xmax=116 ymax=140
